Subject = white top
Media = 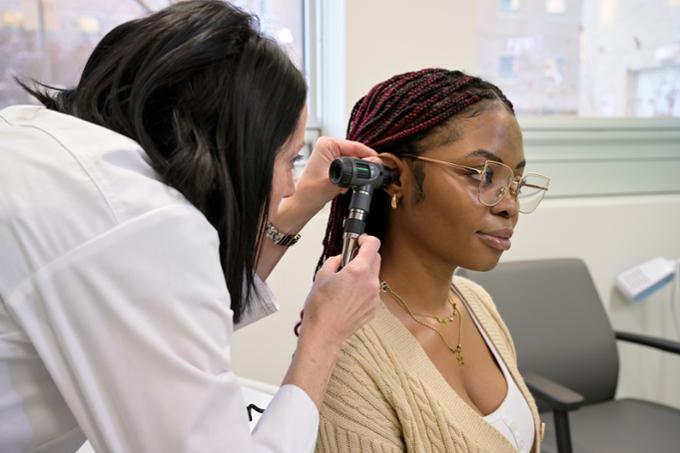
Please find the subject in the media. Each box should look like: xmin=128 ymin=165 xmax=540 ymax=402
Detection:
xmin=467 ymin=305 xmax=535 ymax=453
xmin=0 ymin=105 xmax=318 ymax=453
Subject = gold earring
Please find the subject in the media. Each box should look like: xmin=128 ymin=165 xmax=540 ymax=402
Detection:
xmin=391 ymin=194 xmax=400 ymax=209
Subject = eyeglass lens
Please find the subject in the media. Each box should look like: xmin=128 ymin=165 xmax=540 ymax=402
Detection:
xmin=478 ymin=162 xmax=548 ymax=213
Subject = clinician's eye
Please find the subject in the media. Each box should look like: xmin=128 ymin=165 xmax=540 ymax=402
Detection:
xmin=290 ymin=154 xmax=303 ymax=169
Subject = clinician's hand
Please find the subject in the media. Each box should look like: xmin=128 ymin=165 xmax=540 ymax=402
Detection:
xmin=295 ymin=137 xmax=378 ymax=213
xmin=300 ymin=234 xmax=381 ymax=346
xmin=282 ymin=234 xmax=381 ymax=409
xmin=257 ymin=137 xmax=378 ymax=281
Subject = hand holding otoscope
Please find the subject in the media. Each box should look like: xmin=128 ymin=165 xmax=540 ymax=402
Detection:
xmin=328 ymin=157 xmax=397 ymax=266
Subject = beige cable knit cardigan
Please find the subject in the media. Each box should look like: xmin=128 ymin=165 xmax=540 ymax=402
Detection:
xmin=316 ymin=276 xmax=544 ymax=453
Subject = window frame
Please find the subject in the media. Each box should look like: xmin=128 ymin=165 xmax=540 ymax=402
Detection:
xmin=520 ymin=116 xmax=680 ymax=198
xmin=297 ymin=0 xmax=342 ymax=171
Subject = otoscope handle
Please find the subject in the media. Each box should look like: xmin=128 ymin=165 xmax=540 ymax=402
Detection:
xmin=348 ymin=184 xmax=374 ymax=212
xmin=341 ymin=185 xmax=374 ymax=267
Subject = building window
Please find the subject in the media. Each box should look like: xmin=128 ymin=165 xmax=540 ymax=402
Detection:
xmin=630 ymin=65 xmax=680 ymax=117
xmin=500 ymin=55 xmax=517 ymax=79
xmin=500 ymin=0 xmax=521 ymax=12
xmin=478 ymin=0 xmax=680 ymax=117
xmin=0 ymin=0 xmax=306 ymax=108
xmin=546 ymin=0 xmax=566 ymax=14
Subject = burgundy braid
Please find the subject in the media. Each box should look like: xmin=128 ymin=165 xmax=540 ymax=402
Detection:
xmin=294 ymin=68 xmax=514 ymax=337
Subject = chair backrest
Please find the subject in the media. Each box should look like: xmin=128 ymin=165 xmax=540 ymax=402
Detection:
xmin=458 ymin=258 xmax=619 ymax=405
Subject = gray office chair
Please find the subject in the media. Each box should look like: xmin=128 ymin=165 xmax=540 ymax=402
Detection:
xmin=458 ymin=258 xmax=680 ymax=453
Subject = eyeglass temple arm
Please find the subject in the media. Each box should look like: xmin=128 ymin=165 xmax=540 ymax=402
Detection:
xmin=408 ymin=155 xmax=550 ymax=192
xmin=408 ymin=155 xmax=481 ymax=173
xmin=522 ymin=182 xmax=549 ymax=191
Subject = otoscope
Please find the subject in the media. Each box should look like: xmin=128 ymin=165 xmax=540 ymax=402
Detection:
xmin=329 ymin=157 xmax=397 ymax=267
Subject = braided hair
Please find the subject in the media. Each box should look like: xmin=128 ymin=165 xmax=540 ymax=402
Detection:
xmin=319 ymin=68 xmax=513 ymax=269
xmin=294 ymin=69 xmax=512 ymax=337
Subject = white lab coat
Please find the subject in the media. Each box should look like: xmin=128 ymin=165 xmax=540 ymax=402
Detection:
xmin=0 ymin=106 xmax=318 ymax=453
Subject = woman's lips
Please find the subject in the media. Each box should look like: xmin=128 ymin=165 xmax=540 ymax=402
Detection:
xmin=477 ymin=232 xmax=512 ymax=251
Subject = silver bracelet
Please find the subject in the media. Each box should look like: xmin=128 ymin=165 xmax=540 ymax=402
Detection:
xmin=264 ymin=221 xmax=301 ymax=247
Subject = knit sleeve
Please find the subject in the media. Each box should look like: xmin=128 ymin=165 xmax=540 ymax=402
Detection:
xmin=315 ymin=331 xmax=404 ymax=453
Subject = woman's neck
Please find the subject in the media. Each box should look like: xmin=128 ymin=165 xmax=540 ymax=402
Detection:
xmin=379 ymin=231 xmax=456 ymax=314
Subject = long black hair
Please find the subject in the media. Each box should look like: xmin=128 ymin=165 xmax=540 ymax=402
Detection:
xmin=18 ymin=0 xmax=307 ymax=323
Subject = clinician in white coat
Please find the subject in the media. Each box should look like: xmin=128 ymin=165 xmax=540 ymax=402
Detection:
xmin=0 ymin=1 xmax=382 ymax=452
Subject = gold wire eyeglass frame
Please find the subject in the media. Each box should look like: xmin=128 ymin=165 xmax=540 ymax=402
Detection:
xmin=401 ymin=154 xmax=551 ymax=214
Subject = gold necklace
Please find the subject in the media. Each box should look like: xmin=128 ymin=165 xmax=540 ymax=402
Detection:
xmin=412 ymin=296 xmax=459 ymax=325
xmin=380 ymin=281 xmax=465 ymax=365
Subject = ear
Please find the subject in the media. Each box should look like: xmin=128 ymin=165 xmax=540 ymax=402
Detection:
xmin=377 ymin=152 xmax=410 ymax=197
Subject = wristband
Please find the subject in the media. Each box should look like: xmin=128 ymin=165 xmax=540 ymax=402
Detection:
xmin=265 ymin=221 xmax=301 ymax=247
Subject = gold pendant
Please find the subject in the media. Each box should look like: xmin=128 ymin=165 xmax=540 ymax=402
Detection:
xmin=454 ymin=345 xmax=464 ymax=365
xmin=435 ymin=315 xmax=455 ymax=324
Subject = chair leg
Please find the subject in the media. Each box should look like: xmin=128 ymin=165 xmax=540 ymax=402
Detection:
xmin=553 ymin=410 xmax=573 ymax=453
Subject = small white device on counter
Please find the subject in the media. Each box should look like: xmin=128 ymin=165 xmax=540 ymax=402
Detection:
xmin=616 ymin=257 xmax=676 ymax=302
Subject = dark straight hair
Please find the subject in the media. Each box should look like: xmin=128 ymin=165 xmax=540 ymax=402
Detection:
xmin=18 ymin=0 xmax=307 ymax=323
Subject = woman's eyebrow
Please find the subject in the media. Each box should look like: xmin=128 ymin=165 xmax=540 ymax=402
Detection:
xmin=464 ymin=149 xmax=503 ymax=162
xmin=464 ymin=149 xmax=526 ymax=169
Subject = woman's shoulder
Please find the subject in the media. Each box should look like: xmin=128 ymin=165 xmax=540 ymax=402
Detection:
xmin=453 ymin=274 xmax=518 ymax=361
xmin=328 ymin=304 xmax=418 ymax=399
xmin=319 ymin=307 xmax=409 ymax=450
xmin=453 ymin=274 xmax=499 ymax=314
xmin=335 ymin=307 xmax=397 ymax=368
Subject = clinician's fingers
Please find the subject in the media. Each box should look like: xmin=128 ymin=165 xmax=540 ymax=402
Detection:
xmin=321 ymin=138 xmax=377 ymax=158
xmin=361 ymin=156 xmax=384 ymax=165
xmin=356 ymin=234 xmax=381 ymax=257
xmin=347 ymin=235 xmax=381 ymax=272
xmin=316 ymin=255 xmax=342 ymax=279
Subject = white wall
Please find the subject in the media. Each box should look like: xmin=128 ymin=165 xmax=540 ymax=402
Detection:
xmin=233 ymin=0 xmax=680 ymax=410
xmin=344 ymin=0 xmax=478 ymax=120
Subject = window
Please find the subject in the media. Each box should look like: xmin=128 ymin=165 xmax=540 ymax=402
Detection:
xmin=478 ymin=0 xmax=680 ymax=117
xmin=631 ymin=65 xmax=680 ymax=117
xmin=499 ymin=55 xmax=517 ymax=79
xmin=0 ymin=0 xmax=307 ymax=107
xmin=545 ymin=0 xmax=565 ymax=14
xmin=500 ymin=0 xmax=520 ymax=13
xmin=234 ymin=0 xmax=304 ymax=70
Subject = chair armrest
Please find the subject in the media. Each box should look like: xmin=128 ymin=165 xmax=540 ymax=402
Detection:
xmin=615 ymin=331 xmax=680 ymax=355
xmin=523 ymin=371 xmax=585 ymax=412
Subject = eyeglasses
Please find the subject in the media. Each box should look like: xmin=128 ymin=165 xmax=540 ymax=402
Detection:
xmin=402 ymin=154 xmax=550 ymax=214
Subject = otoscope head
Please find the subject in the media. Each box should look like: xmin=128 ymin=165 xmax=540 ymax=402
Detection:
xmin=329 ymin=157 xmax=398 ymax=267
xmin=329 ymin=157 xmax=397 ymax=189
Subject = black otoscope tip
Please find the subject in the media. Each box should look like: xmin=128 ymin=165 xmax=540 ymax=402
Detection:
xmin=329 ymin=157 xmax=397 ymax=189
xmin=329 ymin=158 xmax=354 ymax=187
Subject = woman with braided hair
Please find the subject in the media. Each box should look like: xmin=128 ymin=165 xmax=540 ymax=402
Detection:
xmin=313 ymin=69 xmax=550 ymax=453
